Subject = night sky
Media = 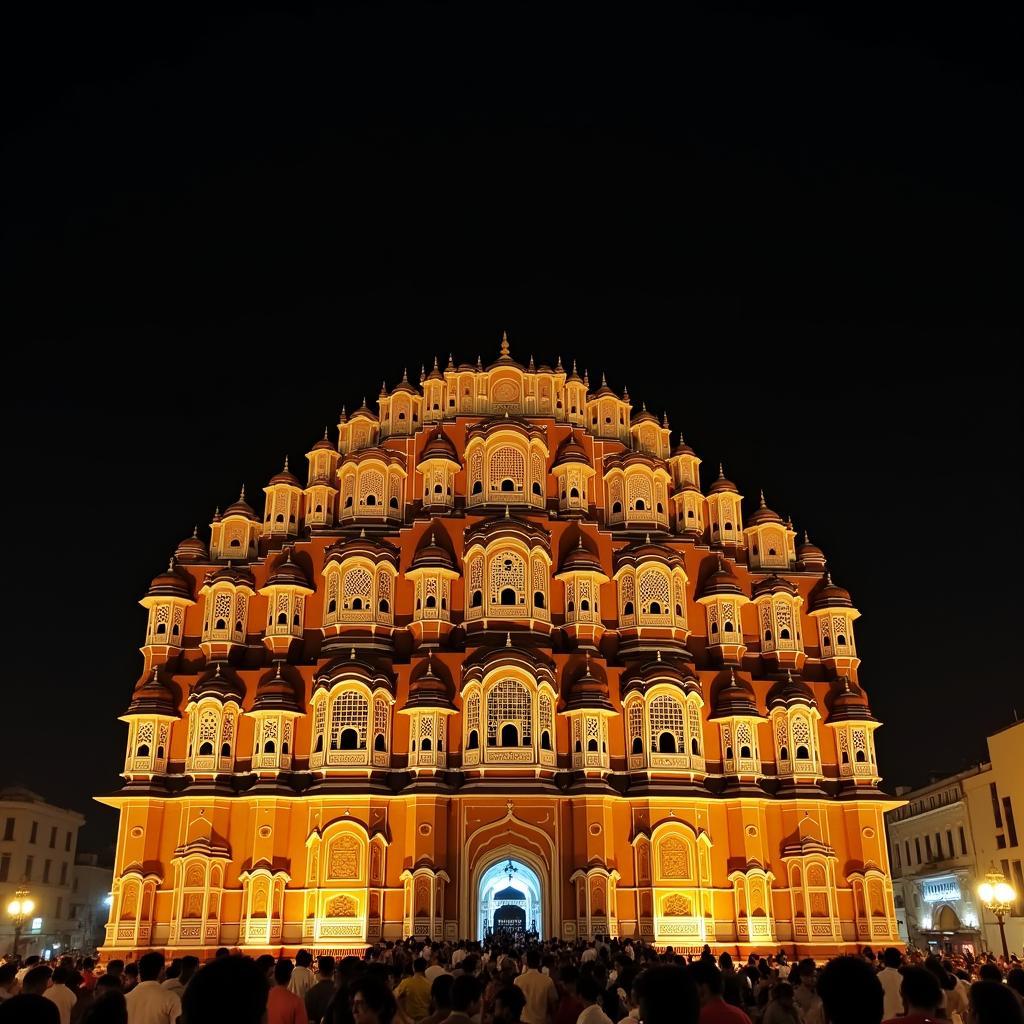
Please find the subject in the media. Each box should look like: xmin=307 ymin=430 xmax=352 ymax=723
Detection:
xmin=2 ymin=4 xmax=1019 ymax=853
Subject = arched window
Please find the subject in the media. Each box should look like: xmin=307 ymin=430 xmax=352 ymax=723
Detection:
xmin=658 ymin=732 xmax=677 ymax=754
xmin=691 ymin=736 xmax=700 ymax=755
xmin=199 ymin=741 xmax=213 ymax=756
xmin=374 ymin=733 xmax=387 ymax=752
xmin=780 ymin=628 xmax=790 ymax=639
xmin=724 ymin=621 xmax=734 ymax=633
xmin=136 ymin=743 xmax=150 ymax=757
xmin=467 ymin=729 xmax=479 ymax=749
xmin=264 ymin=739 xmax=275 ymax=754
xmin=623 ymin=601 xmax=634 ymax=616
xmin=471 ymin=590 xmax=483 ymax=607
xmin=365 ymin=494 xmax=377 ymax=506
xmin=340 ymin=728 xmax=359 ymax=750
xmin=632 ymin=736 xmax=643 ymax=754
xmin=570 ymin=487 xmax=579 ymax=498
xmin=472 ymin=480 xmax=483 ymax=494
xmin=796 ymin=745 xmax=809 ymax=760
xmin=500 ymin=588 xmax=516 ymax=606
xmin=764 ymin=629 xmax=772 ymax=641
xmin=532 ymin=481 xmax=543 ymax=495
xmin=855 ymin=749 xmax=866 ymax=763
xmin=587 ymin=737 xmax=598 ymax=752
xmin=534 ymin=591 xmax=545 ymax=608
xmin=837 ymin=634 xmax=846 ymax=645
xmin=612 ymin=501 xmax=622 ymax=514
xmin=378 ymin=599 xmax=389 ymax=614
xmin=500 ymin=723 xmax=519 ymax=746
xmin=277 ymin=612 xmax=287 ymax=625
xmin=779 ymin=745 xmax=788 ymax=760
xmin=740 ymin=745 xmax=751 ymax=758
xmin=500 ymin=478 xmax=515 ymax=492
xmin=541 ymin=731 xmax=551 ymax=750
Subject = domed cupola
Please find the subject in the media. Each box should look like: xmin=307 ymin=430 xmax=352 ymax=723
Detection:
xmin=259 ymin=546 xmax=315 ymax=657
xmin=120 ymin=667 xmax=180 ymax=777
xmin=562 ymin=653 xmax=615 ymax=773
xmin=175 ymin=527 xmax=209 ymax=564
xmin=709 ymin=669 xmax=765 ymax=782
xmin=422 ymin=355 xmax=448 ymax=424
xmin=337 ymin=446 xmax=407 ymax=523
xmin=613 ymin=537 xmax=690 ymax=656
xmin=210 ymin=487 xmax=260 ymax=560
xmin=808 ymin=572 xmax=861 ymax=675
xmin=379 ymin=368 xmax=423 ymax=439
xmin=555 ymin=536 xmax=609 ymax=649
xmin=464 ymin=416 xmax=550 ymax=511
xmin=563 ymin=359 xmax=588 ymax=427
xmin=745 ymin=492 xmax=796 ymax=570
xmin=418 ymin=428 xmax=460 ymax=512
xmin=586 ymin=373 xmax=631 ymax=442
xmin=185 ymin=662 xmax=244 ymax=776
xmin=696 ymin=555 xmax=750 ymax=665
xmin=796 ymin=531 xmax=827 ymax=570
xmin=401 ymin=654 xmax=457 ymax=771
xmin=406 ymin=526 xmax=460 ymax=649
xmin=630 ymin=405 xmax=671 ymax=460
xmin=463 ymin=512 xmax=553 ymax=642
xmin=262 ymin=457 xmax=303 ymax=540
xmin=621 ymin=652 xmax=706 ymax=776
xmin=552 ymin=431 xmax=595 ymax=515
xmin=140 ymin=557 xmax=196 ymax=662
xmin=751 ymin=573 xmax=805 ymax=670
xmin=304 ymin=430 xmax=341 ymax=528
xmin=248 ymin=662 xmax=304 ymax=776
xmin=668 ymin=435 xmax=705 ymax=537
xmin=321 ymin=532 xmax=400 ymax=655
xmin=602 ymin=449 xmax=672 ymax=531
xmin=765 ymin=667 xmax=824 ymax=786
xmin=338 ymin=397 xmax=380 ymax=454
xmin=825 ymin=676 xmax=880 ymax=786
xmin=199 ymin=563 xmax=256 ymax=660
xmin=309 ymin=650 xmax=396 ymax=771
xmin=707 ymin=465 xmax=744 ymax=549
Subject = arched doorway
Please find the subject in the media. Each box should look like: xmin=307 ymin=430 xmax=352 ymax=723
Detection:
xmin=477 ymin=858 xmax=543 ymax=940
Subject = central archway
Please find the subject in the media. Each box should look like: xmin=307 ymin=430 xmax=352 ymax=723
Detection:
xmin=474 ymin=854 xmax=545 ymax=940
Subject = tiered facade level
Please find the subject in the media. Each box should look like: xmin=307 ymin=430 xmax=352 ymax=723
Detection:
xmin=101 ymin=336 xmax=900 ymax=956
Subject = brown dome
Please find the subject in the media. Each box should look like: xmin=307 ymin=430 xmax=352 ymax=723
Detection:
xmin=325 ymin=532 xmax=400 ymax=569
xmin=268 ymin=457 xmax=302 ymax=488
xmin=350 ymin=399 xmax=379 ymax=422
xmin=390 ymin=368 xmax=419 ymax=394
xmin=420 ymin=429 xmax=459 ymax=463
xmin=203 ymin=563 xmax=256 ymax=589
xmin=766 ymin=670 xmax=816 ymax=710
xmin=558 ymin=536 xmax=605 ymax=575
xmin=124 ymin=667 xmax=180 ymax=718
xmin=710 ymin=669 xmax=761 ymax=719
xmin=410 ymin=531 xmax=457 ymax=571
xmin=553 ymin=431 xmax=591 ymax=467
xmin=175 ymin=528 xmax=210 ymax=564
xmin=223 ymin=486 xmax=258 ymax=520
xmin=708 ymin=464 xmax=739 ymax=494
xmin=746 ymin=491 xmax=784 ymax=527
xmin=810 ymin=573 xmax=853 ymax=611
xmin=251 ymin=661 xmax=304 ymax=713
xmin=190 ymin=661 xmax=245 ymax=704
xmin=699 ymin=555 xmax=743 ymax=597
xmin=614 ymin=537 xmax=684 ymax=571
xmin=751 ymin=574 xmax=798 ymax=599
xmin=826 ymin=676 xmax=875 ymax=722
xmin=265 ymin=548 xmax=313 ymax=590
xmin=631 ymin=404 xmax=660 ymax=426
xmin=621 ymin=651 xmax=701 ymax=699
xmin=311 ymin=429 xmax=336 ymax=452
xmin=146 ymin=559 xmax=195 ymax=601
xmin=670 ymin=436 xmax=698 ymax=459
xmin=564 ymin=654 xmax=614 ymax=712
xmin=404 ymin=655 xmax=455 ymax=711
xmin=797 ymin=532 xmax=827 ymax=568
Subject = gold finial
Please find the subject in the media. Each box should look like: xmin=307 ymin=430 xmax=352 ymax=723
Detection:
xmin=572 ymin=359 xmax=578 ymax=374
xmin=323 ymin=426 xmax=329 ymax=440
xmin=577 ymin=536 xmax=584 ymax=548
xmin=528 ymin=354 xmax=535 ymax=370
xmin=623 ymin=384 xmax=630 ymax=401
xmin=804 ymin=530 xmax=811 ymax=543
xmin=504 ymin=409 xmax=509 ymax=418
xmin=430 ymin=531 xmax=435 ymax=545
xmin=214 ymin=506 xmax=220 ymax=517
xmin=275 ymin=661 xmax=283 ymax=678
xmin=167 ymin=556 xmax=175 ymax=571
xmin=826 ymin=570 xmax=833 ymax=584
xmin=419 ymin=365 xmax=425 ymax=382
xmin=729 ymin=667 xmax=736 ymax=684
xmin=192 ymin=524 xmax=198 ymax=538
xmin=641 ymin=401 xmax=647 ymax=412
xmin=656 ymin=650 xmax=662 ymax=662
xmin=504 ymin=505 xmax=510 ymax=519
xmin=239 ymin=485 xmax=246 ymax=500
xmin=759 ymin=490 xmax=767 ymax=508
xmin=476 ymin=354 xmax=483 ymax=369
xmin=506 ymin=632 xmax=512 ymax=648
xmin=402 ymin=367 xmax=409 ymax=383
xmin=350 ymin=647 xmax=356 ymax=660
xmin=718 ymin=463 xmax=725 ymax=479
xmin=500 ymin=331 xmax=510 ymax=358
xmin=447 ymin=353 xmax=455 ymax=369
xmin=601 ymin=372 xmax=607 ymax=387
xmin=214 ymin=663 xmax=222 ymax=678
xmin=360 ymin=528 xmax=366 ymax=538
xmin=717 ymin=553 xmax=724 ymax=569
xmin=645 ymin=533 xmax=651 ymax=544
xmin=556 ymin=355 xmax=563 ymax=370
xmin=433 ymin=355 xmax=439 ymax=370
xmin=283 ymin=455 xmax=289 ymax=472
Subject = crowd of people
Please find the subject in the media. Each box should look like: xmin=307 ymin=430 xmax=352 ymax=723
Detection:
xmin=0 ymin=938 xmax=1021 ymax=1024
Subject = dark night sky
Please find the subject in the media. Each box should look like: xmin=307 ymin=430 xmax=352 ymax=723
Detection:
xmin=1 ymin=4 xmax=1020 ymax=853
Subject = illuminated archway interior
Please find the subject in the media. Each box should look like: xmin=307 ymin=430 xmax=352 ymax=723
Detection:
xmin=477 ymin=858 xmax=542 ymax=940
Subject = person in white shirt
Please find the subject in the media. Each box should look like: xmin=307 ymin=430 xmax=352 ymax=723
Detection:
xmin=288 ymin=949 xmax=316 ymax=1000
xmin=877 ymin=947 xmax=904 ymax=1020
xmin=125 ymin=951 xmax=182 ymax=1024
xmin=43 ymin=966 xmax=77 ymax=1024
xmin=514 ymin=949 xmax=557 ymax=1024
xmin=161 ymin=955 xmax=198 ymax=998
xmin=580 ymin=944 xmax=597 ymax=964
xmin=15 ymin=956 xmax=42 ymax=985
xmin=452 ymin=944 xmax=468 ymax=968
xmin=425 ymin=951 xmax=449 ymax=983
xmin=576 ymin=974 xmax=613 ymax=1024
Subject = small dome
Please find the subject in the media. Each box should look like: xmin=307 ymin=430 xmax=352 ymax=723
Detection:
xmin=311 ymin=429 xmax=336 ymax=452
xmin=391 ymin=368 xmax=419 ymax=394
xmin=204 ymin=563 xmax=256 ymax=589
xmin=190 ymin=661 xmax=245 ymax=703
xmin=252 ymin=661 xmax=303 ymax=713
xmin=410 ymin=531 xmax=457 ymax=571
xmin=223 ymin=486 xmax=259 ymax=520
xmin=810 ymin=572 xmax=853 ymax=611
xmin=797 ymin=532 xmax=827 ymax=568
xmin=747 ymin=491 xmax=784 ymax=527
xmin=350 ymin=399 xmax=379 ymax=422
xmin=553 ymin=431 xmax=591 ymax=467
xmin=621 ymin=651 xmax=701 ymax=698
xmin=670 ymin=436 xmax=697 ymax=459
xmin=751 ymin=574 xmax=798 ymax=599
xmin=425 ymin=356 xmax=445 ymax=381
xmin=147 ymin=558 xmax=194 ymax=601
xmin=699 ymin=555 xmax=743 ymax=597
xmin=559 ymin=536 xmax=604 ymax=574
xmin=826 ymin=676 xmax=875 ymax=722
xmin=265 ymin=548 xmax=312 ymax=590
xmin=420 ymin=430 xmax=459 ymax=463
xmin=588 ymin=373 xmax=620 ymax=400
xmin=708 ymin=464 xmax=739 ymax=494
xmin=404 ymin=655 xmax=455 ymax=711
xmin=710 ymin=669 xmax=761 ymax=719
xmin=324 ymin=531 xmax=401 ymax=568
xmin=124 ymin=667 xmax=180 ymax=718
xmin=766 ymin=669 xmax=816 ymax=710
xmin=614 ymin=536 xmax=684 ymax=571
xmin=631 ymin=403 xmax=660 ymax=426
xmin=564 ymin=654 xmax=614 ymax=712
xmin=175 ymin=528 xmax=209 ymax=563
xmin=565 ymin=360 xmax=584 ymax=384
xmin=268 ymin=456 xmax=302 ymax=488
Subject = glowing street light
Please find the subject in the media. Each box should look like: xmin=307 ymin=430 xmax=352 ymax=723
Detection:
xmin=6 ymin=886 xmax=35 ymax=957
xmin=977 ymin=864 xmax=1016 ymax=960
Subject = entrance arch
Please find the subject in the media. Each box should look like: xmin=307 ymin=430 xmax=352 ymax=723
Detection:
xmin=476 ymin=858 xmax=543 ymax=940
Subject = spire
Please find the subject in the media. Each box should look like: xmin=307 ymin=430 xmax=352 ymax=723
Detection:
xmin=556 ymin=355 xmax=563 ymax=370
xmin=360 ymin=528 xmax=366 ymax=538
xmin=504 ymin=505 xmax=511 ymax=519
xmin=645 ymin=533 xmax=651 ymax=544
xmin=759 ymin=490 xmax=767 ymax=509
xmin=192 ymin=524 xmax=198 ymax=538
xmin=601 ymin=372 xmax=608 ymax=387
xmin=401 ymin=367 xmax=409 ymax=383
xmin=476 ymin=354 xmax=483 ymax=370
xmin=804 ymin=530 xmax=811 ymax=543
xmin=167 ymin=556 xmax=175 ymax=571
xmin=662 ymin=411 xmax=669 ymax=428
xmin=430 ymin=531 xmax=435 ymax=545
xmin=572 ymin=359 xmax=578 ymax=375
xmin=239 ymin=485 xmax=246 ymax=501
xmin=419 ymin=365 xmax=425 ymax=382
xmin=577 ymin=536 xmax=584 ymax=549
xmin=447 ymin=353 xmax=455 ymax=369
xmin=340 ymin=405 xmax=347 ymax=420
xmin=500 ymin=330 xmax=510 ymax=358
xmin=641 ymin=401 xmax=647 ymax=412
xmin=350 ymin=647 xmax=357 ymax=661
xmin=583 ymin=369 xmax=590 ymax=387
xmin=283 ymin=455 xmax=289 ymax=473
xmin=718 ymin=463 xmax=725 ymax=479
xmin=656 ymin=650 xmax=662 ymax=662
xmin=323 ymin=426 xmax=330 ymax=440
xmin=623 ymin=384 xmax=630 ymax=402
xmin=506 ymin=632 xmax=512 ymax=648
xmin=528 ymin=353 xmax=535 ymax=371
xmin=433 ymin=355 xmax=439 ymax=371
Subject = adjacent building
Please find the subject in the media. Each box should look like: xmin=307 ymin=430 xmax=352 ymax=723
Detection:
xmin=886 ymin=719 xmax=1023 ymax=958
xmin=99 ymin=337 xmax=902 ymax=958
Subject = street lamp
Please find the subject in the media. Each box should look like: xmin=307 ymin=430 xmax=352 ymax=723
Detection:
xmin=6 ymin=886 xmax=35 ymax=958
xmin=977 ymin=864 xmax=1016 ymax=960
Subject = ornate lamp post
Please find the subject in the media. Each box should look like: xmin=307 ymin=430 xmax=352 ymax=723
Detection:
xmin=6 ymin=886 xmax=35 ymax=958
xmin=977 ymin=864 xmax=1016 ymax=960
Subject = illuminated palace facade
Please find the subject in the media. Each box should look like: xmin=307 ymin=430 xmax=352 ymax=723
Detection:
xmin=100 ymin=337 xmax=901 ymax=956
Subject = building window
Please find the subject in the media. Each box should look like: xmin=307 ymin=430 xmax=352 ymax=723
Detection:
xmin=0 ymin=853 xmax=9 ymax=881
xmin=30 ymin=821 xmax=38 ymax=844
xmin=905 ymin=840 xmax=911 ymax=867
xmin=893 ymin=844 xmax=901 ymax=871
xmin=935 ymin=832 xmax=942 ymax=860
xmin=65 ymin=832 xmax=72 ymax=853
xmin=43 ymin=859 xmax=51 ymax=883
xmin=946 ymin=829 xmax=954 ymax=859
xmin=1003 ymin=798 xmax=1018 ymax=847
xmin=60 ymin=862 xmax=68 ymax=885
xmin=959 ymin=826 xmax=967 ymax=855
xmin=25 ymin=855 xmax=33 ymax=880
xmin=2 ymin=818 xmax=13 ymax=841
xmin=991 ymin=783 xmax=1003 ymax=828
xmin=914 ymin=837 xmax=921 ymax=864
xmin=56 ymin=897 xmax=62 ymax=919
xmin=49 ymin=826 xmax=57 ymax=849
xmin=924 ymin=835 xmax=932 ymax=862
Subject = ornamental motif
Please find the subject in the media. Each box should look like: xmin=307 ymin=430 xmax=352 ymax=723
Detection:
xmin=326 ymin=894 xmax=358 ymax=917
xmin=658 ymin=836 xmax=691 ymax=880
xmin=327 ymin=834 xmax=361 ymax=880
